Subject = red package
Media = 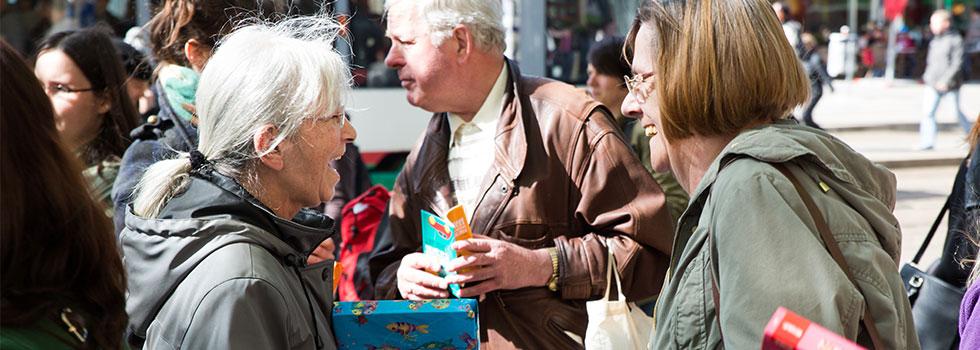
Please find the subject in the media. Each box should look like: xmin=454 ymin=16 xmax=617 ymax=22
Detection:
xmin=762 ymin=307 xmax=866 ymax=350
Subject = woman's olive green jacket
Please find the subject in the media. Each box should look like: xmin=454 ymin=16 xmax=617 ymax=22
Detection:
xmin=651 ymin=120 xmax=918 ymax=349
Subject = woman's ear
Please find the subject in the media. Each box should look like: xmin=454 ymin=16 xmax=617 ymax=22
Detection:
xmin=253 ymin=125 xmax=285 ymax=171
xmin=184 ymin=39 xmax=213 ymax=73
xmin=96 ymin=92 xmax=111 ymax=115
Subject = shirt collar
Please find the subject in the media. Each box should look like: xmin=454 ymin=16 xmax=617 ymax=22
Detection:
xmin=448 ymin=63 xmax=508 ymax=145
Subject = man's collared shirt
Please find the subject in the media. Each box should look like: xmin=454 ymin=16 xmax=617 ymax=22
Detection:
xmin=446 ymin=64 xmax=508 ymax=221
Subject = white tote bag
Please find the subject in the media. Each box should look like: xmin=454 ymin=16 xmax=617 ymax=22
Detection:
xmin=584 ymin=247 xmax=655 ymax=350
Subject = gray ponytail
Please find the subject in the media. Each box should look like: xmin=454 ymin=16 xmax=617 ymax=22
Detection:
xmin=132 ymin=156 xmax=192 ymax=218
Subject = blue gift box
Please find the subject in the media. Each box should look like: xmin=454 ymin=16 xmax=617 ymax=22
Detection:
xmin=332 ymin=299 xmax=480 ymax=349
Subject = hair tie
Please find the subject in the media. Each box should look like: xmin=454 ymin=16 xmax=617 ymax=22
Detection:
xmin=189 ymin=150 xmax=208 ymax=170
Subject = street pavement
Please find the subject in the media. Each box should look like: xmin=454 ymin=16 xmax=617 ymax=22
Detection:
xmin=815 ymin=79 xmax=979 ymax=169
xmin=802 ymin=79 xmax=979 ymax=267
xmin=892 ymin=165 xmax=958 ymax=267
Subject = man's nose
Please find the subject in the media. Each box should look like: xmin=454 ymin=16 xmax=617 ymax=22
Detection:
xmin=385 ymin=45 xmax=404 ymax=70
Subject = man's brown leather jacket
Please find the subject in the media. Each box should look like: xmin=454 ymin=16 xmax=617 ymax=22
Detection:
xmin=369 ymin=60 xmax=674 ymax=349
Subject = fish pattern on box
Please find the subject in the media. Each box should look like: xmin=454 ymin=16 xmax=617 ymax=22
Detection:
xmin=332 ymin=299 xmax=479 ymax=349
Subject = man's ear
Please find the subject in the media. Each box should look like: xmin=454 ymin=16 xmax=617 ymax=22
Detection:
xmin=253 ymin=125 xmax=285 ymax=171
xmin=184 ymin=39 xmax=212 ymax=72
xmin=451 ymin=25 xmax=473 ymax=65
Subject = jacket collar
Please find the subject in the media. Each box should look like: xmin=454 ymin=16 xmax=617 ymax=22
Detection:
xmin=409 ymin=59 xmax=530 ymax=215
xmin=159 ymin=169 xmax=335 ymax=258
xmin=684 ymin=120 xmax=900 ymax=259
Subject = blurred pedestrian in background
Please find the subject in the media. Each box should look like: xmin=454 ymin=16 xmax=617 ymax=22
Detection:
xmin=1 ymin=39 xmax=128 ymax=350
xmin=122 ymin=16 xmax=354 ymax=349
xmin=799 ymin=33 xmax=835 ymax=130
xmin=622 ymin=0 xmax=917 ymax=348
xmin=966 ymin=7 xmax=980 ymax=79
xmin=34 ymin=27 xmax=139 ymax=217
xmin=920 ymin=9 xmax=974 ymax=151
xmin=585 ymin=35 xmax=688 ymax=223
xmin=772 ymin=1 xmax=804 ymax=57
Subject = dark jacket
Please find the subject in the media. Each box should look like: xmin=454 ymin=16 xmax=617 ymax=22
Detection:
xmin=111 ymin=82 xmax=199 ymax=235
xmin=121 ymin=170 xmax=337 ymax=349
xmin=802 ymin=48 xmax=835 ymax=90
xmin=935 ymin=142 xmax=980 ymax=286
xmin=369 ymin=60 xmax=674 ymax=349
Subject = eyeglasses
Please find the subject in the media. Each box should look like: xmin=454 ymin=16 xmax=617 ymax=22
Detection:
xmin=303 ymin=113 xmax=346 ymax=127
xmin=43 ymin=83 xmax=99 ymax=96
xmin=624 ymin=72 xmax=655 ymax=105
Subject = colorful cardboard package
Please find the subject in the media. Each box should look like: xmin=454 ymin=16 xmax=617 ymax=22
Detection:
xmin=333 ymin=299 xmax=480 ymax=349
xmin=420 ymin=207 xmax=476 ymax=298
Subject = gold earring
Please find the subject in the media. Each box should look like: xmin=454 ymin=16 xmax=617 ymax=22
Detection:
xmin=644 ymin=125 xmax=658 ymax=137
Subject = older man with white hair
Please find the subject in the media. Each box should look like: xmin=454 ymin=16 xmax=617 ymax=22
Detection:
xmin=367 ymin=0 xmax=674 ymax=348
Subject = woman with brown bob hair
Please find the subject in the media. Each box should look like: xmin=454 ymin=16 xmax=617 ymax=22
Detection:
xmin=0 ymin=40 xmax=127 ymax=349
xmin=621 ymin=0 xmax=917 ymax=348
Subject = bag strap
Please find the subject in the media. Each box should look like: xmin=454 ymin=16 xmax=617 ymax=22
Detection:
xmin=912 ymin=198 xmax=949 ymax=264
xmin=601 ymin=246 xmax=625 ymax=302
xmin=770 ymin=162 xmax=884 ymax=350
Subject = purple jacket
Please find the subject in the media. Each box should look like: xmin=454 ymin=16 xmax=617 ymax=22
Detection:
xmin=961 ymin=280 xmax=980 ymax=349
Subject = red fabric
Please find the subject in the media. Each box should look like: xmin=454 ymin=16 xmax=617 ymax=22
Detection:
xmin=884 ymin=0 xmax=907 ymax=21
xmin=861 ymin=47 xmax=875 ymax=67
xmin=337 ymin=185 xmax=390 ymax=301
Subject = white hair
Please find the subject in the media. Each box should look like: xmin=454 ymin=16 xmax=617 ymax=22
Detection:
xmin=133 ymin=15 xmax=352 ymax=218
xmin=385 ymin=0 xmax=506 ymax=54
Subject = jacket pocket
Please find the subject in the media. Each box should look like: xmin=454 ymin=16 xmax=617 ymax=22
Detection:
xmin=545 ymin=309 xmax=586 ymax=349
xmin=491 ymin=224 xmax=553 ymax=249
xmin=672 ymin=251 xmax=710 ymax=349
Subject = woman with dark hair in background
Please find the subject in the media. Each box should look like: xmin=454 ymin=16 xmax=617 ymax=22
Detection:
xmin=1 ymin=40 xmax=128 ymax=350
xmin=958 ymin=120 xmax=980 ymax=348
xmin=933 ymin=118 xmax=980 ymax=288
xmin=956 ymin=119 xmax=980 ymax=349
xmin=34 ymin=27 xmax=140 ymax=217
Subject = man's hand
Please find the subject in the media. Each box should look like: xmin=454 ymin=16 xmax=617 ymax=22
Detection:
xmin=936 ymin=82 xmax=949 ymax=92
xmin=443 ymin=237 xmax=554 ymax=297
xmin=397 ymin=253 xmax=451 ymax=300
xmin=307 ymin=238 xmax=336 ymax=264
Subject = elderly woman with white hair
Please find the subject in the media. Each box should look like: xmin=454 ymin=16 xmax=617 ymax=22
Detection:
xmin=120 ymin=16 xmax=355 ymax=350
